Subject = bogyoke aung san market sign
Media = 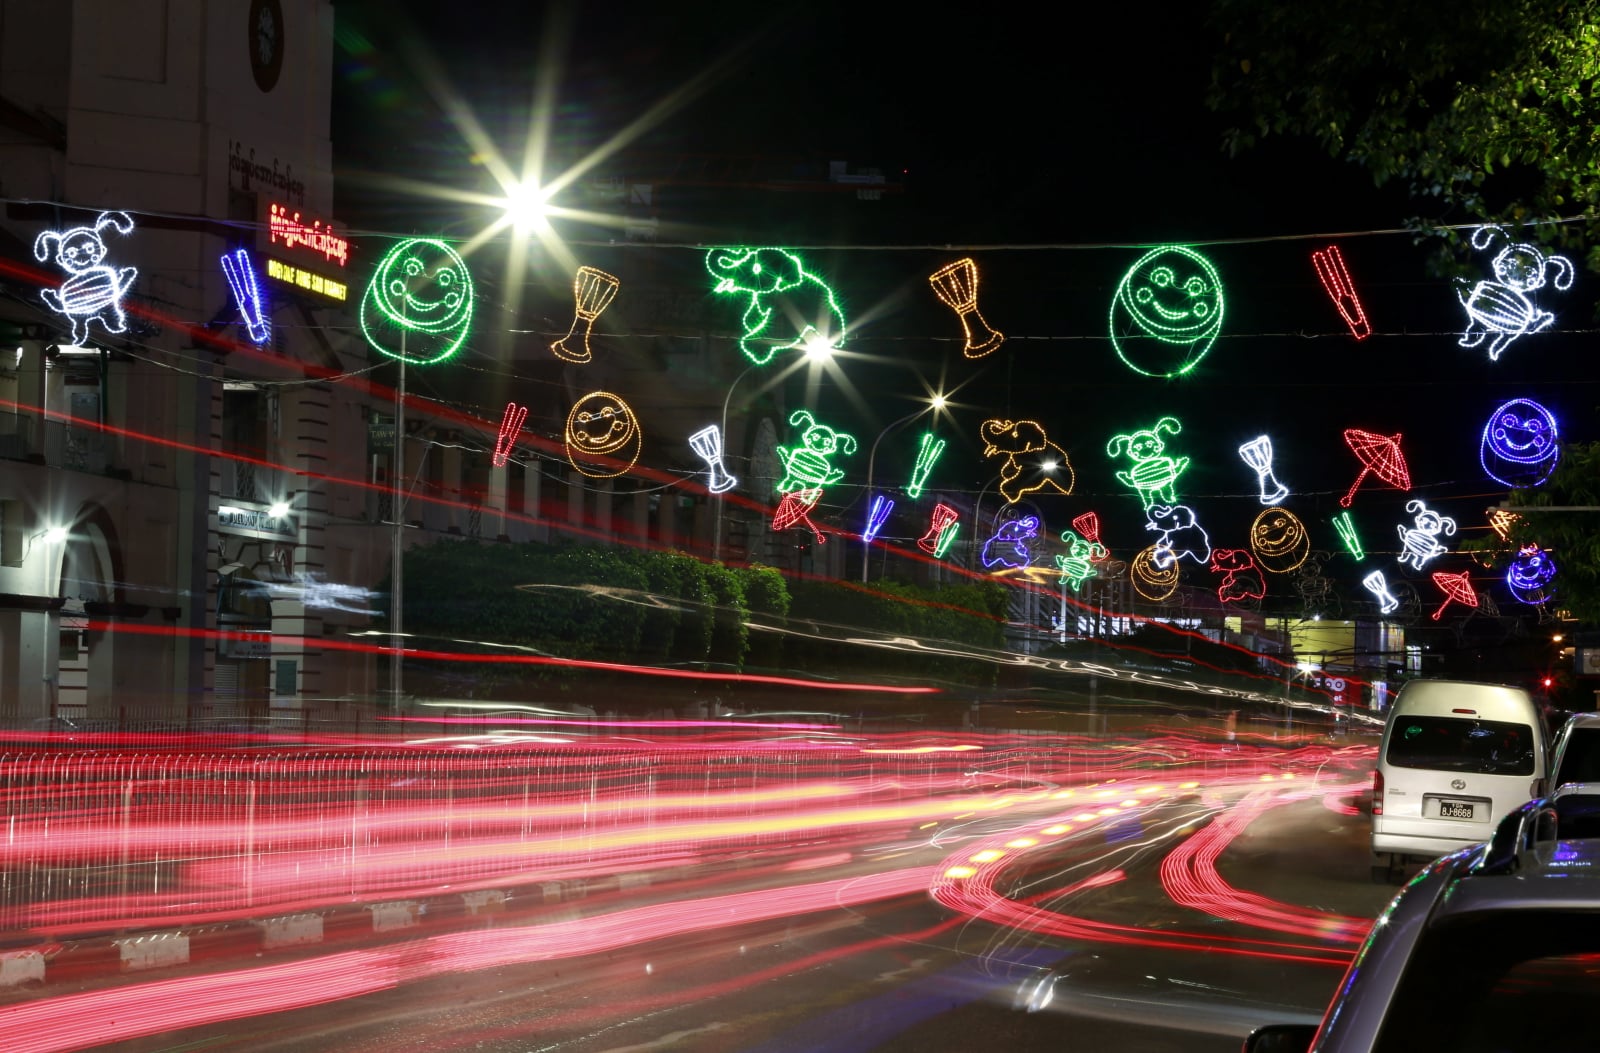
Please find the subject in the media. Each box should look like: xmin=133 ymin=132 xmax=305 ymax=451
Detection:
xmin=260 ymin=199 xmax=350 ymax=303
xmin=217 ymin=503 xmax=297 ymax=541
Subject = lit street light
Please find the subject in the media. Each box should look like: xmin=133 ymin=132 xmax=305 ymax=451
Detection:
xmin=860 ymin=395 xmax=947 ymax=583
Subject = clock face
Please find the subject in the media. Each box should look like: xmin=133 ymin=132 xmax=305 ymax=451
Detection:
xmin=249 ymin=0 xmax=284 ymax=93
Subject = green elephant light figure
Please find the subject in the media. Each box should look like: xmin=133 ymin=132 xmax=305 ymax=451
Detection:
xmin=706 ymin=247 xmax=846 ymax=366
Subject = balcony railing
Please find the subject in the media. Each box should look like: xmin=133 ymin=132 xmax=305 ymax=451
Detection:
xmin=0 ymin=411 xmax=109 ymax=474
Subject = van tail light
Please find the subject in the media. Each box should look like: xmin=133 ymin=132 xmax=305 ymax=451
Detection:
xmin=1372 ymin=769 xmax=1383 ymax=816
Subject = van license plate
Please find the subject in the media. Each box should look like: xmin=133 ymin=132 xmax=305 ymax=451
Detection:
xmin=1440 ymin=800 xmax=1475 ymax=819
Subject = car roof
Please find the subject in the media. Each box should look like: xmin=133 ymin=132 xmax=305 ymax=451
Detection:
xmin=1558 ymin=712 xmax=1600 ymax=732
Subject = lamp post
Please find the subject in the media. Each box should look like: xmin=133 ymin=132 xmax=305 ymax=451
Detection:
xmin=860 ymin=396 xmax=945 ymax=584
xmin=712 ymin=360 xmax=768 ymax=563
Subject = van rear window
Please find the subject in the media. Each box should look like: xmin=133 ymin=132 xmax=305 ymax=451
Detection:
xmin=1386 ymin=716 xmax=1536 ymax=776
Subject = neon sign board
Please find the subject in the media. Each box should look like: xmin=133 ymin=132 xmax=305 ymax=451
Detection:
xmin=266 ymin=257 xmax=347 ymax=302
xmin=267 ymin=202 xmax=350 ymax=268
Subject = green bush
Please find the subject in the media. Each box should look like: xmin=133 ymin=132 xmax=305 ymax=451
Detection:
xmin=703 ymin=562 xmax=749 ymax=669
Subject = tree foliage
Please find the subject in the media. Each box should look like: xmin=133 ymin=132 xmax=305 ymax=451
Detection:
xmin=1207 ymin=0 xmax=1600 ymax=268
xmin=1491 ymin=441 xmax=1600 ymax=622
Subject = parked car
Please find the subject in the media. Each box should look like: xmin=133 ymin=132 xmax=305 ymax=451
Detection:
xmin=1547 ymin=711 xmax=1600 ymax=791
xmin=1370 ymin=679 xmax=1547 ymax=882
xmin=1248 ymin=785 xmax=1600 ymax=1052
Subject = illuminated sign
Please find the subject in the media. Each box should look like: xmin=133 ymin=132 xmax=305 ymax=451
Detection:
xmin=267 ymin=201 xmax=350 ymax=267
xmin=266 ymin=257 xmax=347 ymax=302
xmin=218 ymin=502 xmax=295 ymax=541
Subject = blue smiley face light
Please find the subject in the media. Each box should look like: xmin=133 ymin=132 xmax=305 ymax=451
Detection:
xmin=1480 ymin=398 xmax=1560 ymax=489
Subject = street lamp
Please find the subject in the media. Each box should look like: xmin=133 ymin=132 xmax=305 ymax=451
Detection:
xmin=860 ymin=395 xmax=946 ymax=583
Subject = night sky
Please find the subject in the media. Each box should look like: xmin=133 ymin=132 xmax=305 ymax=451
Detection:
xmin=326 ymin=1 xmax=1597 ymax=609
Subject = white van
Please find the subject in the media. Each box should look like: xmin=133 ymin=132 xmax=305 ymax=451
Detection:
xmin=1371 ymin=679 xmax=1547 ymax=881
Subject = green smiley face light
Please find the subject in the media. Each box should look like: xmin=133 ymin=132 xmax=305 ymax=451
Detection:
xmin=1109 ymin=245 xmax=1224 ymax=378
xmin=360 ymin=238 xmax=475 ymax=364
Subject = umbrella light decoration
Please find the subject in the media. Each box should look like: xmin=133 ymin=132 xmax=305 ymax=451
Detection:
xmin=773 ymin=488 xmax=827 ymax=543
xmin=928 ymin=258 xmax=1004 ymax=359
xmin=551 ymin=266 xmax=620 ymax=364
xmin=1339 ymin=430 xmax=1411 ymax=507
xmin=492 ymin=402 xmax=528 ymax=468
xmin=916 ymin=504 xmax=960 ymax=556
xmin=1430 ymin=570 xmax=1479 ymax=621
xmin=1310 ymin=245 xmax=1371 ymax=340
xmin=863 ymin=496 xmax=893 ymax=544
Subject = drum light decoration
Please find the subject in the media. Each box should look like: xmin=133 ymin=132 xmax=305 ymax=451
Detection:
xmin=1331 ymin=511 xmax=1365 ymax=561
xmin=1457 ymin=226 xmax=1574 ymax=362
xmin=773 ymin=488 xmax=827 ymax=543
xmin=928 ymin=258 xmax=1004 ymax=359
xmin=1145 ymin=503 xmax=1211 ymax=569
xmin=1211 ymin=549 xmax=1266 ymax=604
xmin=34 ymin=210 xmax=139 ymax=345
xmin=1108 ymin=417 xmax=1189 ymax=510
xmin=492 ymin=402 xmax=528 ymax=468
xmin=1480 ymin=398 xmax=1560 ymax=488
xmin=688 ymin=425 xmax=737 ymax=494
xmin=905 ymin=432 xmax=946 ymax=499
xmin=706 ymin=247 xmax=846 ymax=366
xmin=1339 ymin=429 xmax=1410 ymax=507
xmin=1362 ymin=570 xmax=1401 ymax=615
xmin=863 ymin=496 xmax=893 ymax=544
xmin=1238 ymin=435 xmax=1290 ymax=505
xmin=359 ymin=238 xmax=474 ymax=364
xmin=1249 ymin=507 xmax=1310 ymax=574
xmin=1108 ymin=245 xmax=1225 ymax=378
xmin=551 ymin=266 xmax=620 ymax=364
xmin=1130 ymin=544 xmax=1181 ymax=602
xmin=1506 ymin=543 xmax=1558 ymax=605
xmin=1310 ymin=245 xmax=1371 ymax=340
xmin=982 ymin=515 xmax=1040 ymax=569
xmin=563 ymin=391 xmax=642 ymax=478
xmin=220 ymin=248 xmax=270 ymax=344
xmin=1396 ymin=500 xmax=1457 ymax=572
xmin=917 ymin=504 xmax=960 ymax=557
xmin=776 ymin=410 xmax=857 ymax=494
xmin=1071 ymin=511 xmax=1108 ymax=561
xmin=1430 ymin=570 xmax=1479 ymax=621
xmin=1055 ymin=530 xmax=1107 ymax=592
xmin=980 ymin=418 xmax=1074 ymax=503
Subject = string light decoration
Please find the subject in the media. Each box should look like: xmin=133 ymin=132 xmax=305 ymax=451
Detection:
xmin=1396 ymin=500 xmax=1457 ymax=573
xmin=981 ymin=515 xmax=1040 ymax=570
xmin=863 ymin=496 xmax=894 ymax=544
xmin=1071 ymin=512 xmax=1109 ymax=561
xmin=1488 ymin=508 xmax=1521 ymax=543
xmin=688 ymin=425 xmax=737 ymax=494
xmin=1238 ymin=436 xmax=1290 ymax=505
xmin=1331 ymin=511 xmax=1365 ymax=561
xmin=980 ymin=418 xmax=1074 ymax=503
xmin=1507 ymin=544 xmax=1558 ymax=605
xmin=1430 ymin=570 xmax=1479 ymax=621
xmin=913 ymin=504 xmax=961 ymax=558
xmin=705 ymin=247 xmax=846 ymax=366
xmin=33 ymin=210 xmax=139 ymax=345
xmin=1480 ymin=398 xmax=1560 ymax=488
xmin=1130 ymin=544 xmax=1181 ymax=602
xmin=1145 ymin=504 xmax=1211 ymax=569
xmin=776 ymin=410 xmax=857 ymax=494
xmin=1108 ymin=417 xmax=1189 ymax=510
xmin=1340 ymin=430 xmax=1410 ymax=507
xmin=1362 ymin=570 xmax=1401 ymax=615
xmin=1309 ymin=245 xmax=1371 ymax=340
xmin=1249 ymin=507 xmax=1310 ymax=574
xmin=1211 ymin=549 xmax=1266 ymax=604
xmin=359 ymin=238 xmax=474 ymax=364
xmin=905 ymin=432 xmax=946 ymax=499
xmin=492 ymin=402 xmax=528 ymax=468
xmin=220 ymin=248 xmax=270 ymax=344
xmin=550 ymin=266 xmax=619 ymax=364
xmin=1108 ymin=245 xmax=1225 ymax=378
xmin=773 ymin=487 xmax=827 ymax=544
xmin=564 ymin=391 xmax=642 ymax=478
xmin=1458 ymin=226 xmax=1574 ymax=361
xmin=1055 ymin=530 xmax=1107 ymax=592
xmin=928 ymin=258 xmax=1004 ymax=358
